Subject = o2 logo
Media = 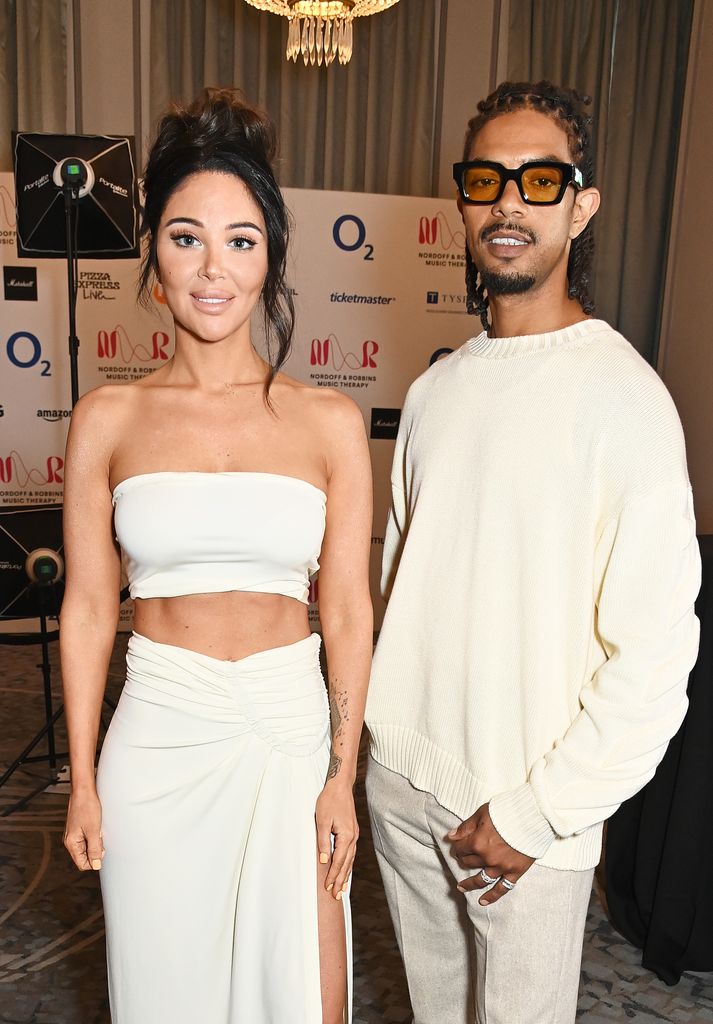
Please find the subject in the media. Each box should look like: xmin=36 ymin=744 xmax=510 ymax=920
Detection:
xmin=332 ymin=215 xmax=374 ymax=261
xmin=5 ymin=331 xmax=51 ymax=376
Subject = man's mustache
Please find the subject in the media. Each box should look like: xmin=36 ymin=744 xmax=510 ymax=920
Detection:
xmin=480 ymin=223 xmax=538 ymax=244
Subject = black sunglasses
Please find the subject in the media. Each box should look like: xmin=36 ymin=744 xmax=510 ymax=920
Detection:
xmin=453 ymin=160 xmax=584 ymax=205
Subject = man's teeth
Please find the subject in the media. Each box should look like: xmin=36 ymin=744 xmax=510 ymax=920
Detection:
xmin=490 ymin=237 xmax=527 ymax=246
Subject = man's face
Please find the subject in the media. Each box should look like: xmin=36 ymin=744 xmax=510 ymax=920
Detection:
xmin=459 ymin=109 xmax=597 ymax=298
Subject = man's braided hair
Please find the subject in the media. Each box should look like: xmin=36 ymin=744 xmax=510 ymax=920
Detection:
xmin=463 ymin=80 xmax=596 ymax=330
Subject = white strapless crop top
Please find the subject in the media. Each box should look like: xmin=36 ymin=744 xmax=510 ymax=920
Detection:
xmin=112 ymin=472 xmax=327 ymax=603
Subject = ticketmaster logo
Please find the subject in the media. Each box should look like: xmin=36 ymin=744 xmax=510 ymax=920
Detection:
xmin=330 ymin=291 xmax=395 ymax=306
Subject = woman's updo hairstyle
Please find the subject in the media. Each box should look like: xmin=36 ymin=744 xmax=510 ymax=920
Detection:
xmin=139 ymin=87 xmax=294 ymax=393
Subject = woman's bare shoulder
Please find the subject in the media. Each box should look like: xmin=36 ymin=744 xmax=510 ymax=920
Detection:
xmin=70 ymin=382 xmax=143 ymax=427
xmin=274 ymin=373 xmax=364 ymax=430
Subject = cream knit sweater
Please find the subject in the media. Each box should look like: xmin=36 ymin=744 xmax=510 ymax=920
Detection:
xmin=366 ymin=319 xmax=701 ymax=870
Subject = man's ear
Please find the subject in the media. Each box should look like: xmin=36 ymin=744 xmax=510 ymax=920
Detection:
xmin=457 ymin=194 xmax=464 ymax=220
xmin=570 ymin=187 xmax=600 ymax=240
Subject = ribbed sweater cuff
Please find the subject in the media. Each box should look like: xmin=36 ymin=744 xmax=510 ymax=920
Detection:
xmin=488 ymin=783 xmax=557 ymax=860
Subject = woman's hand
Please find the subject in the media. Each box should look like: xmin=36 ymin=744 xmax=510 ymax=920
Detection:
xmin=64 ymin=788 xmax=105 ymax=872
xmin=315 ymin=780 xmax=359 ymax=900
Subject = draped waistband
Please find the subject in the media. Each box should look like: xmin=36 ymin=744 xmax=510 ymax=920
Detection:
xmin=120 ymin=631 xmax=329 ymax=757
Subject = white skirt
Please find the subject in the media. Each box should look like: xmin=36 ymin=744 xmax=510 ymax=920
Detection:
xmin=96 ymin=631 xmax=351 ymax=1023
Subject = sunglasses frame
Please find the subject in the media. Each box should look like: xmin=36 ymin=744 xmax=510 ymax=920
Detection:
xmin=452 ymin=160 xmax=585 ymax=206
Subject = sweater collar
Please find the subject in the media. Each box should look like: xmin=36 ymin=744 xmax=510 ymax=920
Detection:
xmin=466 ymin=318 xmax=610 ymax=359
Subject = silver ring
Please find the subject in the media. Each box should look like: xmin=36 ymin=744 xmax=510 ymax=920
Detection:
xmin=500 ymin=878 xmax=516 ymax=891
xmin=479 ymin=869 xmax=499 ymax=885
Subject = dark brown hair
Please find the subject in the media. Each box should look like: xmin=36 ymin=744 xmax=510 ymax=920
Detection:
xmin=463 ymin=80 xmax=596 ymax=330
xmin=139 ymin=87 xmax=294 ymax=393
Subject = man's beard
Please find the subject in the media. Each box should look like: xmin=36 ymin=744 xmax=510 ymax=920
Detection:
xmin=479 ymin=265 xmax=536 ymax=296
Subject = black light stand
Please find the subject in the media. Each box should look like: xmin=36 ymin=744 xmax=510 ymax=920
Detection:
xmin=0 ymin=549 xmax=66 ymax=816
xmin=0 ymin=136 xmax=139 ymax=815
xmin=59 ymin=158 xmax=85 ymax=406
xmin=0 ymin=512 xmax=128 ymax=817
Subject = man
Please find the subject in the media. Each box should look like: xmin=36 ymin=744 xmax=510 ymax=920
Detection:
xmin=364 ymin=80 xmax=701 ymax=1024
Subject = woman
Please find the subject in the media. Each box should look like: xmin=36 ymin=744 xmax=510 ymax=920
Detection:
xmin=60 ymin=88 xmax=372 ymax=1024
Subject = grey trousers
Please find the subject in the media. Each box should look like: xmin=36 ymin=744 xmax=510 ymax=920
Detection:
xmin=366 ymin=756 xmax=594 ymax=1024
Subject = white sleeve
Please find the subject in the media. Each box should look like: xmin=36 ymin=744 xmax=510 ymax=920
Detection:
xmin=489 ymin=482 xmax=701 ymax=859
xmin=380 ymin=405 xmax=409 ymax=602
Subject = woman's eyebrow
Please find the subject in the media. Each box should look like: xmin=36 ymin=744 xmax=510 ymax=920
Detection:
xmin=165 ymin=216 xmax=263 ymax=233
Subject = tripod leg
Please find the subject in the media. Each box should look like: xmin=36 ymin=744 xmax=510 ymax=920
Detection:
xmin=0 ymin=776 xmax=59 ymax=817
xmin=0 ymin=705 xmax=65 ymax=788
xmin=38 ymin=603 xmax=57 ymax=770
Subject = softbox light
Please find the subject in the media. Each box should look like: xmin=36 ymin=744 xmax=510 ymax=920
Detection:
xmin=0 ymin=505 xmax=64 ymax=619
xmin=14 ymin=132 xmax=139 ymax=259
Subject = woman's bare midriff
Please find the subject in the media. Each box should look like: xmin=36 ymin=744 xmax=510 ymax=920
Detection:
xmin=133 ymin=590 xmax=311 ymax=661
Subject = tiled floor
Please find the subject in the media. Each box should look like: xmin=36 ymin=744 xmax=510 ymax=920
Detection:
xmin=1 ymin=635 xmax=711 ymax=1023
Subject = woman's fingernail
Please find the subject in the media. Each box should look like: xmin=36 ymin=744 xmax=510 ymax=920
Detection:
xmin=326 ymin=882 xmax=334 ymax=891
xmin=319 ymin=852 xmax=329 ymax=864
xmin=91 ymin=859 xmax=102 ymax=870
xmin=456 ymin=884 xmax=466 ymax=893
xmin=341 ymin=882 xmax=348 ymax=892
xmin=336 ymin=890 xmax=343 ymax=901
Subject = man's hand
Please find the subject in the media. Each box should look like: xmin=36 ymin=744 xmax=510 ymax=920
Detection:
xmin=447 ymin=802 xmax=535 ymax=905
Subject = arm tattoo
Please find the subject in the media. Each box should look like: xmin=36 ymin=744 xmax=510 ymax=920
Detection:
xmin=327 ymin=681 xmax=350 ymax=782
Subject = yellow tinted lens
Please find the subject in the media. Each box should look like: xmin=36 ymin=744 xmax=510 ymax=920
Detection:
xmin=463 ymin=166 xmax=502 ymax=201
xmin=521 ymin=165 xmax=564 ymax=202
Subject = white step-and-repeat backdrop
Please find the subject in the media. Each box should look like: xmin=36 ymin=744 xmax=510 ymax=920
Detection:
xmin=0 ymin=172 xmax=472 ymax=630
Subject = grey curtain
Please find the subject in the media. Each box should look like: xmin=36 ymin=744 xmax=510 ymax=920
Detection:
xmin=148 ymin=0 xmax=438 ymax=196
xmin=0 ymin=0 xmax=68 ymax=170
xmin=507 ymin=0 xmax=693 ymax=363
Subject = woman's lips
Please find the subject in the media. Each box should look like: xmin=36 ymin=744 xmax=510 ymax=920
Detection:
xmin=190 ymin=293 xmax=234 ymax=311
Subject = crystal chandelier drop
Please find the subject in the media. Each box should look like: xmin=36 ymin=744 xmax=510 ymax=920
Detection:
xmin=244 ymin=1 xmax=401 ymax=66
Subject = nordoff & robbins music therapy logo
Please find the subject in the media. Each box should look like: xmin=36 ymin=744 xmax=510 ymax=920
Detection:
xmin=417 ymin=211 xmax=466 ymax=270
xmin=0 ymin=451 xmax=64 ymax=492
xmin=309 ymin=334 xmax=378 ymax=390
xmin=97 ymin=324 xmax=172 ymax=380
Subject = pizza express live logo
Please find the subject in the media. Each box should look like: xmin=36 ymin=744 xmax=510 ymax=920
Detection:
xmin=418 ymin=212 xmax=466 ymax=270
xmin=79 ymin=271 xmax=120 ymax=300
xmin=3 ymin=266 xmax=37 ymax=301
xmin=309 ymin=335 xmax=378 ymax=390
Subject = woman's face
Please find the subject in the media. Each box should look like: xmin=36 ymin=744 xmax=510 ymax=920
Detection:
xmin=154 ymin=170 xmax=269 ymax=347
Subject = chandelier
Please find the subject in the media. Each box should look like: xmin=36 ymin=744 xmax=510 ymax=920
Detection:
xmin=244 ymin=1 xmax=401 ymax=66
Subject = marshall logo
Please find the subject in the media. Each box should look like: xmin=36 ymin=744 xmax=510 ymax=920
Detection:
xmin=4 ymin=265 xmax=38 ymax=301
xmin=370 ymin=408 xmax=401 ymax=440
